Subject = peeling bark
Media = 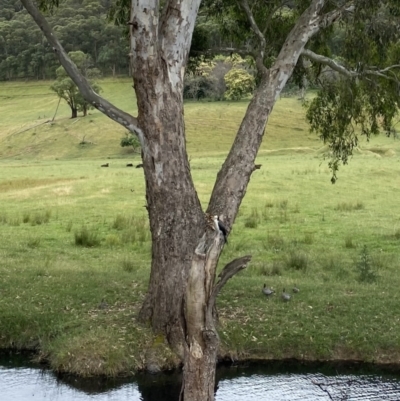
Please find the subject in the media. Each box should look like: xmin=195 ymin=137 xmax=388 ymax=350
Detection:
xmin=182 ymin=229 xmax=251 ymax=401
xmin=20 ymin=0 xmax=352 ymax=399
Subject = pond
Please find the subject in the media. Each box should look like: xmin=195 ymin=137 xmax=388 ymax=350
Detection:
xmin=1 ymin=352 xmax=400 ymax=401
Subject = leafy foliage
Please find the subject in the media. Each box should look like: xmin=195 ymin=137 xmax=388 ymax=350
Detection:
xmin=0 ymin=0 xmax=129 ymax=81
xmin=184 ymin=54 xmax=255 ymax=100
xmin=224 ymin=68 xmax=255 ymax=100
xmin=4 ymin=0 xmax=400 ymax=184
xmin=200 ymin=0 xmax=400 ymax=181
xmin=50 ymin=51 xmax=102 ymax=118
xmin=120 ymin=132 xmax=141 ymax=153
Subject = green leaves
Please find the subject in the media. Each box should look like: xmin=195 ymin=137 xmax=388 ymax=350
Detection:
xmin=224 ymin=67 xmax=255 ymax=100
xmin=50 ymin=50 xmax=102 ymax=118
xmin=120 ymin=132 xmax=141 ymax=153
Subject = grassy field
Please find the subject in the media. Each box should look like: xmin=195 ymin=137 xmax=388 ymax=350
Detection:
xmin=1 ymin=79 xmax=400 ymax=376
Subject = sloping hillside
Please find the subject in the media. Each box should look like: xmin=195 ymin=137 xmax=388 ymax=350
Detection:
xmin=1 ymin=79 xmax=398 ymax=160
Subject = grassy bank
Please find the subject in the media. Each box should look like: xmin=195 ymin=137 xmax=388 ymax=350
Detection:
xmin=1 ymin=80 xmax=400 ymax=376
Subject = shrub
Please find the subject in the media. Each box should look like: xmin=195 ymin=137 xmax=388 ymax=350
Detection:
xmin=224 ymin=68 xmax=255 ymax=100
xmin=0 ymin=213 xmax=7 ymax=224
xmin=66 ymin=220 xmax=73 ymax=232
xmin=112 ymin=214 xmax=130 ymax=230
xmin=121 ymin=258 xmax=135 ymax=273
xmin=27 ymin=236 xmax=41 ymax=248
xmin=356 ymin=245 xmax=378 ymax=283
xmin=285 ymin=250 xmax=309 ymax=271
xmin=244 ymin=208 xmax=260 ymax=228
xmin=105 ymin=234 xmax=120 ymax=247
xmin=335 ymin=201 xmax=364 ymax=212
xmin=183 ymin=75 xmax=218 ymax=100
xmin=303 ymin=232 xmax=314 ymax=244
xmin=265 ymin=233 xmax=285 ymax=253
xmin=74 ymin=226 xmax=100 ymax=247
xmin=344 ymin=236 xmax=356 ymax=248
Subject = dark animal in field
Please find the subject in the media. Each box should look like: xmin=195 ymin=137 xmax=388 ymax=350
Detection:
xmin=98 ymin=299 xmax=108 ymax=310
xmin=136 ymin=163 xmax=144 ymax=168
xmin=101 ymin=163 xmax=109 ymax=167
xmin=126 ymin=163 xmax=133 ymax=167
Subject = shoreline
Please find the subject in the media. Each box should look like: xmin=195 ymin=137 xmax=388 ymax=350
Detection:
xmin=1 ymin=347 xmax=400 ymax=377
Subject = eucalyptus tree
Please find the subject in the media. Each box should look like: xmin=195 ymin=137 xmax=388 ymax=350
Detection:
xmin=50 ymin=51 xmax=102 ymax=118
xmin=0 ymin=14 xmax=55 ymax=80
xmin=20 ymin=0 xmax=400 ymax=400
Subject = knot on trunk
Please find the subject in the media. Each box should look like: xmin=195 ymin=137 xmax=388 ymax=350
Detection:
xmin=202 ymin=329 xmax=218 ymax=345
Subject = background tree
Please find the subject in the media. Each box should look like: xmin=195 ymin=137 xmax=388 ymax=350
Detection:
xmin=120 ymin=132 xmax=141 ymax=153
xmin=0 ymin=0 xmax=129 ymax=80
xmin=50 ymin=50 xmax=102 ymax=118
xmin=20 ymin=0 xmax=400 ymax=400
xmin=0 ymin=13 xmax=57 ymax=79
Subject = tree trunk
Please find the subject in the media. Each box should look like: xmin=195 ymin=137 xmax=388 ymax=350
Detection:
xmin=71 ymin=107 xmax=77 ymax=118
xmin=20 ymin=0 xmax=342 ymax=399
xmin=137 ymin=88 xmax=205 ymax=352
xmin=181 ymin=232 xmax=251 ymax=401
xmin=131 ymin=1 xmax=204 ymax=356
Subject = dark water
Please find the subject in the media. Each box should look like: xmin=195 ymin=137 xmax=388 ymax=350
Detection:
xmin=1 ymin=353 xmax=400 ymax=401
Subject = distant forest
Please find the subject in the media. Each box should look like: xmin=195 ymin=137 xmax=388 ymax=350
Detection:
xmin=0 ymin=0 xmax=130 ymax=80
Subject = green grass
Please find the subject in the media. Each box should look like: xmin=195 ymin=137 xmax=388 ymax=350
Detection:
xmin=1 ymin=79 xmax=400 ymax=376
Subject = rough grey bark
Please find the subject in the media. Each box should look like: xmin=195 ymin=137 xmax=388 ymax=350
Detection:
xmin=20 ymin=0 xmax=352 ymax=400
xmin=182 ymin=237 xmax=251 ymax=401
xmin=127 ymin=0 xmax=204 ymax=355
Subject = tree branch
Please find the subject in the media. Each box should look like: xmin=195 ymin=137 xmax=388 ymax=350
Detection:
xmin=262 ymin=2 xmax=288 ymax=37
xmin=20 ymin=0 xmax=142 ymax=137
xmin=159 ymin=0 xmax=202 ymax=67
xmin=318 ymin=1 xmax=355 ymax=28
xmin=302 ymin=49 xmax=354 ymax=78
xmin=302 ymin=49 xmax=400 ymax=83
xmin=211 ymin=255 xmax=252 ymax=302
xmin=207 ymin=0 xmax=328 ymax=226
xmin=238 ymin=0 xmax=266 ymax=70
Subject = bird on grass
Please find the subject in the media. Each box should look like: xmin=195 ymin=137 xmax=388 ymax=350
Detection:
xmin=262 ymin=284 xmax=274 ymax=297
xmin=281 ymin=289 xmax=291 ymax=302
xmin=98 ymin=299 xmax=108 ymax=310
xmin=292 ymin=285 xmax=300 ymax=293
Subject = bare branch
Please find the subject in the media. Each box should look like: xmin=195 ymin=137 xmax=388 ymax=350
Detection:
xmin=302 ymin=49 xmax=354 ymax=78
xmin=379 ymin=64 xmax=400 ymax=73
xmin=211 ymin=255 xmax=252 ymax=301
xmin=261 ymin=2 xmax=288 ymax=38
xmin=302 ymin=49 xmax=400 ymax=83
xmin=237 ymin=0 xmax=268 ymax=72
xmin=20 ymin=0 xmax=142 ymax=137
xmin=318 ymin=1 xmax=355 ymax=29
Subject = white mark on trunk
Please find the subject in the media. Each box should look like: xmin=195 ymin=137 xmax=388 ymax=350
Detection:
xmin=190 ymin=339 xmax=203 ymax=359
xmin=155 ymin=162 xmax=163 ymax=185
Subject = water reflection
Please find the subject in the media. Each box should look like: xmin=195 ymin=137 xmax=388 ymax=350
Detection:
xmin=1 ymin=352 xmax=400 ymax=401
